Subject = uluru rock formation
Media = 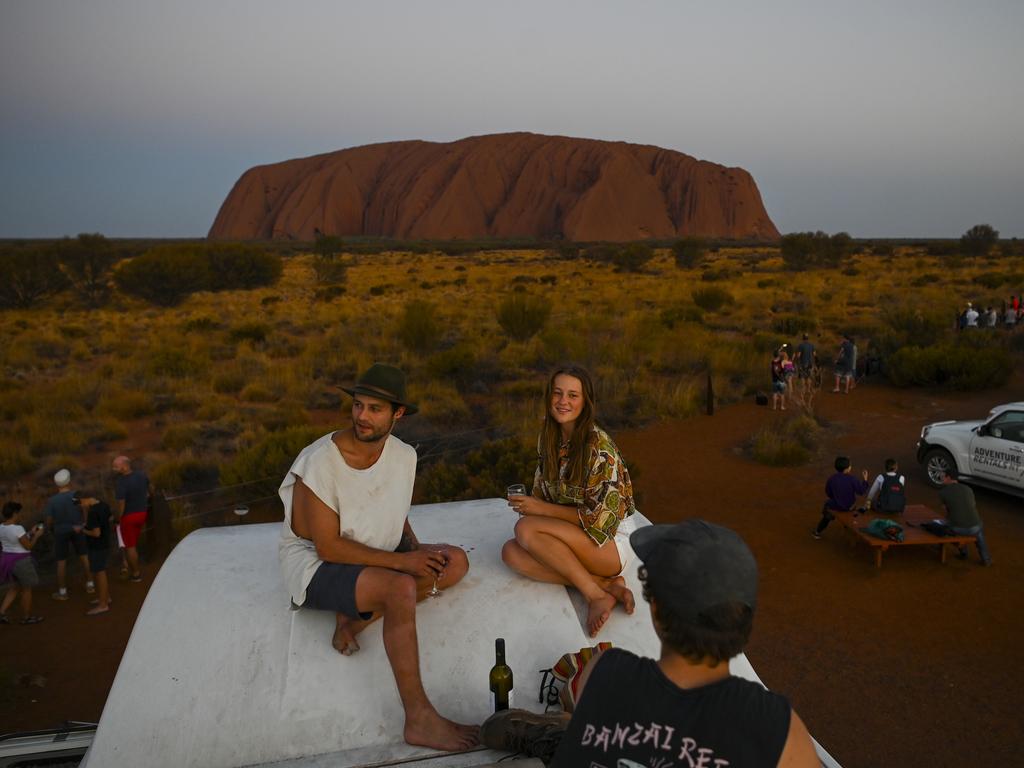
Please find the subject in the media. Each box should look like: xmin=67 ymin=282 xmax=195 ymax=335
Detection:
xmin=209 ymin=133 xmax=779 ymax=242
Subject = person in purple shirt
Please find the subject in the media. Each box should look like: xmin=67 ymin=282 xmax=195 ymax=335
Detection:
xmin=813 ymin=456 xmax=869 ymax=539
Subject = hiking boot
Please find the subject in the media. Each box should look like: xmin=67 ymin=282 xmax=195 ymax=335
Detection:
xmin=86 ymin=581 xmax=96 ymax=594
xmin=481 ymin=708 xmax=568 ymax=763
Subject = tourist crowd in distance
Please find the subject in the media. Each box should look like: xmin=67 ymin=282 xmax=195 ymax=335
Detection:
xmin=0 ymin=456 xmax=150 ymax=624
xmin=769 ymin=332 xmax=862 ymax=411
xmin=959 ymin=295 xmax=1024 ymax=329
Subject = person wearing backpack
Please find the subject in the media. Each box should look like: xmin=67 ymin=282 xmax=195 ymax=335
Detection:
xmin=867 ymin=458 xmax=906 ymax=514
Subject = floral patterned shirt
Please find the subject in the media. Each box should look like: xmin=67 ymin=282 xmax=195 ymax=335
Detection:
xmin=532 ymin=425 xmax=636 ymax=546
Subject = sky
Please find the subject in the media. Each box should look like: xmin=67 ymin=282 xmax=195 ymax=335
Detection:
xmin=2 ymin=0 xmax=1022 ymax=239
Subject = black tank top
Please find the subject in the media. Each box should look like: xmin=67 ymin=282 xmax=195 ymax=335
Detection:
xmin=550 ymin=648 xmax=791 ymax=767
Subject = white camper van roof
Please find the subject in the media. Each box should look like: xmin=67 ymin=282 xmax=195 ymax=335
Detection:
xmin=83 ymin=499 xmax=839 ymax=767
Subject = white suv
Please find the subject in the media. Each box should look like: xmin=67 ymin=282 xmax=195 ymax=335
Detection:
xmin=917 ymin=402 xmax=1024 ymax=495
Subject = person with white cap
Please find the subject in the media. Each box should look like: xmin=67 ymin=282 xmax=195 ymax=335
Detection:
xmin=43 ymin=468 xmax=94 ymax=600
xmin=482 ymin=519 xmax=818 ymax=767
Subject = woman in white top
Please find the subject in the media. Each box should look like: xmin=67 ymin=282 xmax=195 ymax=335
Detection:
xmin=1 ymin=501 xmax=45 ymax=624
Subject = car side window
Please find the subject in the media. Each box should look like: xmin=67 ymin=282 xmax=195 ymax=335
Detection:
xmin=988 ymin=412 xmax=1024 ymax=443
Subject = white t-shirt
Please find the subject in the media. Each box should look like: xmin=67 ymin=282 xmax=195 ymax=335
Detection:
xmin=278 ymin=432 xmax=417 ymax=605
xmin=0 ymin=523 xmax=29 ymax=554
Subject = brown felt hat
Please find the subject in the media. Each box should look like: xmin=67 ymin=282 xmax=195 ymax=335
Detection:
xmin=341 ymin=363 xmax=418 ymax=415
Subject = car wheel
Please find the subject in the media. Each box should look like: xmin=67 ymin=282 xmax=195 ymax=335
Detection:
xmin=923 ymin=448 xmax=956 ymax=488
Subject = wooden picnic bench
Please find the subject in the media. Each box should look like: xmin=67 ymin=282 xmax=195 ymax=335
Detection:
xmin=834 ymin=504 xmax=977 ymax=568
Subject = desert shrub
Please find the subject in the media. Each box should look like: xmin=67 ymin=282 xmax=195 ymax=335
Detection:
xmin=0 ymin=244 xmax=68 ymax=308
xmin=780 ymin=231 xmax=852 ymax=270
xmin=183 ymin=315 xmax=221 ymax=332
xmin=612 ymin=243 xmax=655 ymax=273
xmin=417 ymin=438 xmax=536 ymax=503
xmin=212 ymin=369 xmax=246 ymax=394
xmin=18 ymin=413 xmax=87 ymax=457
xmin=875 ymin=305 xmax=950 ymax=355
xmin=672 ymin=237 xmax=707 ymax=269
xmin=397 ymin=299 xmax=442 ymax=353
xmin=98 ymin=388 xmax=154 ymax=420
xmin=427 ymin=345 xmax=480 ymax=390
xmin=312 ymin=236 xmax=349 ymax=286
xmin=240 ymin=383 xmax=278 ymax=403
xmin=700 ymin=268 xmax=731 ymax=282
xmin=0 ymin=443 xmax=35 ymax=480
xmin=114 ymin=245 xmax=210 ymax=306
xmin=770 ymin=315 xmax=815 ymax=335
xmin=750 ymin=414 xmax=822 ymax=466
xmin=973 ymin=272 xmax=1006 ymax=289
xmin=229 ymin=322 xmax=271 ymax=344
xmin=220 ymin=425 xmax=323 ymax=485
xmin=259 ymin=404 xmax=309 ymax=432
xmin=960 ymin=224 xmax=998 ymax=257
xmin=147 ymin=346 xmax=206 ymax=379
xmin=206 ymin=243 xmax=282 ymax=290
xmin=660 ymin=304 xmax=703 ymax=328
xmin=56 ymin=233 xmax=119 ymax=307
xmin=162 ymin=423 xmax=202 ymax=452
xmin=79 ymin=417 xmax=128 ymax=447
xmin=416 ymin=381 xmax=471 ymax=426
xmin=886 ymin=344 xmax=1012 ymax=390
xmin=152 ymin=455 xmax=220 ymax=495
xmin=910 ymin=272 xmax=940 ymax=287
xmin=497 ymin=294 xmax=551 ymax=341
xmin=691 ymin=286 xmax=733 ymax=312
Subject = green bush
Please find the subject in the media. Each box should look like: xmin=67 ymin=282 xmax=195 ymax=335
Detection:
xmin=220 ymin=425 xmax=323 ymax=485
xmin=152 ymin=455 xmax=220 ymax=494
xmin=183 ymin=315 xmax=221 ymax=332
xmin=770 ymin=315 xmax=815 ymax=335
xmin=974 ymin=272 xmax=1006 ymax=289
xmin=497 ymin=294 xmax=551 ymax=341
xmin=887 ymin=344 xmax=1012 ymax=390
xmin=659 ymin=304 xmax=703 ymax=328
xmin=0 ymin=442 xmax=35 ymax=480
xmin=0 ymin=244 xmax=68 ymax=308
xmin=397 ymin=299 xmax=441 ymax=353
xmin=229 ymin=322 xmax=271 ymax=344
xmin=56 ymin=233 xmax=119 ymax=307
xmin=147 ymin=346 xmax=206 ymax=379
xmin=961 ymin=224 xmax=998 ymax=257
xmin=206 ymin=244 xmax=282 ymax=290
xmin=691 ymin=286 xmax=733 ymax=312
xmin=99 ymin=389 xmax=154 ymax=420
xmin=114 ymin=245 xmax=210 ymax=306
xmin=162 ymin=423 xmax=202 ymax=452
xmin=417 ymin=438 xmax=536 ymax=503
xmin=612 ymin=243 xmax=655 ymax=273
xmin=672 ymin=237 xmax=707 ymax=269
xmin=212 ymin=369 xmax=247 ymax=394
xmin=750 ymin=414 xmax=821 ymax=466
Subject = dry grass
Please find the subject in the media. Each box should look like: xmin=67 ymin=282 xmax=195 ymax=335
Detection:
xmin=0 ymin=246 xmax=1020 ymax=494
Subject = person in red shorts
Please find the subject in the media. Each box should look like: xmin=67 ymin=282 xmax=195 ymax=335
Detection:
xmin=112 ymin=455 xmax=150 ymax=583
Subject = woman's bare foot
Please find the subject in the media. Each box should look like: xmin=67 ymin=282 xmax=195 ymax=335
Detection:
xmin=332 ymin=614 xmax=369 ymax=656
xmin=404 ymin=709 xmax=479 ymax=751
xmin=85 ymin=605 xmax=110 ymax=616
xmin=586 ymin=591 xmax=616 ymax=637
xmin=605 ymin=577 xmax=635 ymax=615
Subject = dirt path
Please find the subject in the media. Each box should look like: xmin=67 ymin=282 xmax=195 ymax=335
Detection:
xmin=4 ymin=378 xmax=1023 ymax=767
xmin=616 ymin=377 xmax=1024 ymax=768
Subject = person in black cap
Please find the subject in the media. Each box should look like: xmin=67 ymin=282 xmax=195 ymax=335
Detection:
xmin=278 ymin=363 xmax=477 ymax=751
xmin=482 ymin=519 xmax=818 ymax=767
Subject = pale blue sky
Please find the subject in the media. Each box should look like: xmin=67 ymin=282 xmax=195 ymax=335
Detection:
xmin=2 ymin=0 xmax=1022 ymax=238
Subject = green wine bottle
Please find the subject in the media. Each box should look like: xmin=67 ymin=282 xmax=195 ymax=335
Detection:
xmin=489 ymin=638 xmax=513 ymax=711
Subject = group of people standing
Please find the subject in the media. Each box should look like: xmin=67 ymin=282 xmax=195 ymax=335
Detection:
xmin=770 ymin=332 xmax=859 ymax=410
xmin=0 ymin=456 xmax=150 ymax=624
xmin=959 ymin=295 xmax=1024 ymax=329
xmin=277 ymin=362 xmax=819 ymax=765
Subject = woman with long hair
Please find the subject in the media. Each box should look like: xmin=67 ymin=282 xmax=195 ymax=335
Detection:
xmin=501 ymin=364 xmax=638 ymax=636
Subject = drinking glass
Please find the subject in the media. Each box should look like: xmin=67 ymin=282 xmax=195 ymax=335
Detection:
xmin=426 ymin=549 xmax=448 ymax=598
xmin=506 ymin=484 xmax=527 ymax=498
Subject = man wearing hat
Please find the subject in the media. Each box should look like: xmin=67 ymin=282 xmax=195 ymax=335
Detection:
xmin=44 ymin=468 xmax=94 ymax=601
xmin=482 ymin=519 xmax=818 ymax=766
xmin=278 ymin=363 xmax=477 ymax=752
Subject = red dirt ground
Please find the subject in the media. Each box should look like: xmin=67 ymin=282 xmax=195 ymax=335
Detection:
xmin=4 ymin=378 xmax=1022 ymax=767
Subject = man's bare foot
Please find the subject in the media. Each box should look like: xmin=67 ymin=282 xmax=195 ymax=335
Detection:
xmin=605 ymin=577 xmax=635 ymax=615
xmin=404 ymin=709 xmax=479 ymax=751
xmin=332 ymin=614 xmax=368 ymax=656
xmin=586 ymin=591 xmax=616 ymax=637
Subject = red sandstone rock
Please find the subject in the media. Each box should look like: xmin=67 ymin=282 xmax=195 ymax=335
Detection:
xmin=208 ymin=133 xmax=779 ymax=241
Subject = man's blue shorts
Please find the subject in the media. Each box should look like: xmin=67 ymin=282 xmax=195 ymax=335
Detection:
xmin=304 ymin=562 xmax=373 ymax=620
xmin=54 ymin=529 xmax=87 ymax=559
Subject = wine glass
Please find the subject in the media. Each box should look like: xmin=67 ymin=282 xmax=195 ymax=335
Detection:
xmin=507 ymin=484 xmax=527 ymax=515
xmin=426 ymin=549 xmax=448 ymax=598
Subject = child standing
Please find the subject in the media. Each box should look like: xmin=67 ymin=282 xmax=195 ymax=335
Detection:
xmin=0 ymin=501 xmax=46 ymax=624
xmin=813 ymin=456 xmax=869 ymax=539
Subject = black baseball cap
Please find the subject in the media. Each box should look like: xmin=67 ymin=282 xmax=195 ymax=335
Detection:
xmin=630 ymin=519 xmax=758 ymax=622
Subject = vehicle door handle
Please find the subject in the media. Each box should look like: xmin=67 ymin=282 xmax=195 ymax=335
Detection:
xmin=1011 ymin=446 xmax=1024 ymax=453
